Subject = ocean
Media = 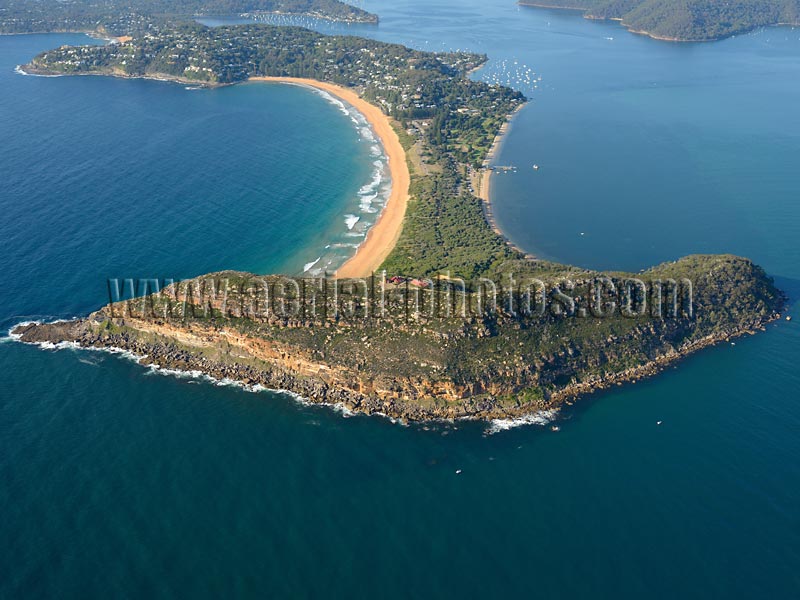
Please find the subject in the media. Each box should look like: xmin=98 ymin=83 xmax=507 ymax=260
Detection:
xmin=2 ymin=2 xmax=800 ymax=597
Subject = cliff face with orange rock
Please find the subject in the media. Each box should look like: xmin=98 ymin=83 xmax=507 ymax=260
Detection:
xmin=14 ymin=255 xmax=785 ymax=421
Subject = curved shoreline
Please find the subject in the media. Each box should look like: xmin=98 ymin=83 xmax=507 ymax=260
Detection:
xmin=248 ymin=77 xmax=409 ymax=278
xmin=16 ymin=67 xmax=410 ymax=277
xmin=476 ymin=103 xmax=534 ymax=258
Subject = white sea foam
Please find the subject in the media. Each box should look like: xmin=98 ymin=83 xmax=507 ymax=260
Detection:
xmin=276 ymin=82 xmax=392 ymax=281
xmin=14 ymin=65 xmax=62 ymax=78
xmin=7 ymin=318 xmax=79 ymax=342
xmin=258 ymin=386 xmax=360 ymax=422
xmin=9 ymin=322 xmax=396 ymax=421
xmin=360 ymin=127 xmax=375 ymax=142
xmin=303 ymin=257 xmax=321 ymax=272
xmin=37 ymin=341 xmax=79 ymax=351
xmin=7 ymin=320 xmax=41 ymax=341
xmin=312 ymin=88 xmax=349 ymax=116
xmin=281 ymin=389 xmax=312 ymax=406
xmin=372 ymin=412 xmax=410 ymax=426
xmin=358 ymin=168 xmax=383 ymax=195
xmin=359 ymin=192 xmax=377 ymax=209
xmin=143 ymin=362 xmax=273 ymax=394
xmin=18 ymin=336 xmax=143 ymax=367
xmin=86 ymin=344 xmax=142 ymax=363
xmin=11 ymin=322 xmax=441 ymax=426
xmin=344 ymin=214 xmax=360 ymax=230
xmin=332 ymin=403 xmax=357 ymax=418
xmin=144 ymin=364 xmax=203 ymax=379
xmin=9 ymin=323 xmax=144 ymax=364
xmin=485 ymin=409 xmax=560 ymax=435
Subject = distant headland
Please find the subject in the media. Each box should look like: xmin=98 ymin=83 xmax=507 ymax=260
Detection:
xmin=519 ymin=0 xmax=799 ymax=42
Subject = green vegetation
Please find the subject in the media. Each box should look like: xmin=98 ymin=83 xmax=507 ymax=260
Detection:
xmin=519 ymin=0 xmax=800 ymax=40
xmin=27 ymin=23 xmax=525 ymax=279
xmin=0 ymin=0 xmax=377 ymax=35
xmin=14 ymin=21 xmax=787 ymax=418
xmin=15 ymin=254 xmax=785 ymax=420
xmin=382 ymin=173 xmax=517 ymax=279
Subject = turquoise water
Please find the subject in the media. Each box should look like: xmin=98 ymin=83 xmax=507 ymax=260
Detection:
xmin=2 ymin=4 xmax=800 ymax=598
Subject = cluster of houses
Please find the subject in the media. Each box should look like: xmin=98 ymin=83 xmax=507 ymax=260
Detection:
xmin=386 ymin=276 xmax=431 ymax=288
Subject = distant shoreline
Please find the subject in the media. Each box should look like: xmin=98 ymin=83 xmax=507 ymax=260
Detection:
xmin=517 ymin=1 xmax=800 ymax=42
xmin=516 ymin=2 xmax=695 ymax=42
xmin=0 ymin=8 xmax=379 ymax=38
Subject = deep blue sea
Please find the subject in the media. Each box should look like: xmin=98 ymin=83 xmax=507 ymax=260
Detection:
xmin=2 ymin=1 xmax=800 ymax=597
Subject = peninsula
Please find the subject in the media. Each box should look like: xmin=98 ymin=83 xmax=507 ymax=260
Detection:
xmin=0 ymin=0 xmax=378 ymax=36
xmin=14 ymin=23 xmax=786 ymax=421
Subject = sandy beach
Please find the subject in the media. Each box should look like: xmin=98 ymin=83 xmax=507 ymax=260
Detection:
xmin=248 ymin=77 xmax=410 ymax=278
xmin=475 ymin=103 xmax=529 ymax=257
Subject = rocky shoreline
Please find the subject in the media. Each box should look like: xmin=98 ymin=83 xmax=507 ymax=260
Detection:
xmin=11 ymin=319 xmax=509 ymax=422
xmin=10 ymin=309 xmax=781 ymax=424
xmin=19 ymin=64 xmax=227 ymax=88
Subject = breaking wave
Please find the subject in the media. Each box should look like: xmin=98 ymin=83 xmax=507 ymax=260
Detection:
xmin=485 ymin=410 xmax=560 ymax=435
xmin=344 ymin=214 xmax=360 ymax=230
xmin=14 ymin=65 xmax=62 ymax=78
xmin=295 ymin=88 xmax=391 ymax=277
xmin=303 ymin=257 xmax=321 ymax=272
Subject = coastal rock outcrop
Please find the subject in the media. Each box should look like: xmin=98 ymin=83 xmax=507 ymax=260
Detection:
xmin=14 ymin=255 xmax=785 ymax=422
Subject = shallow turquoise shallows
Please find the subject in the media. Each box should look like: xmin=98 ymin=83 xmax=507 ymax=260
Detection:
xmin=2 ymin=1 xmax=800 ymax=596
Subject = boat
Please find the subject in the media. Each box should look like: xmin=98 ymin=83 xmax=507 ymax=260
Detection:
xmin=532 ymin=164 xmax=540 ymax=171
xmin=551 ymin=425 xmax=560 ymax=432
